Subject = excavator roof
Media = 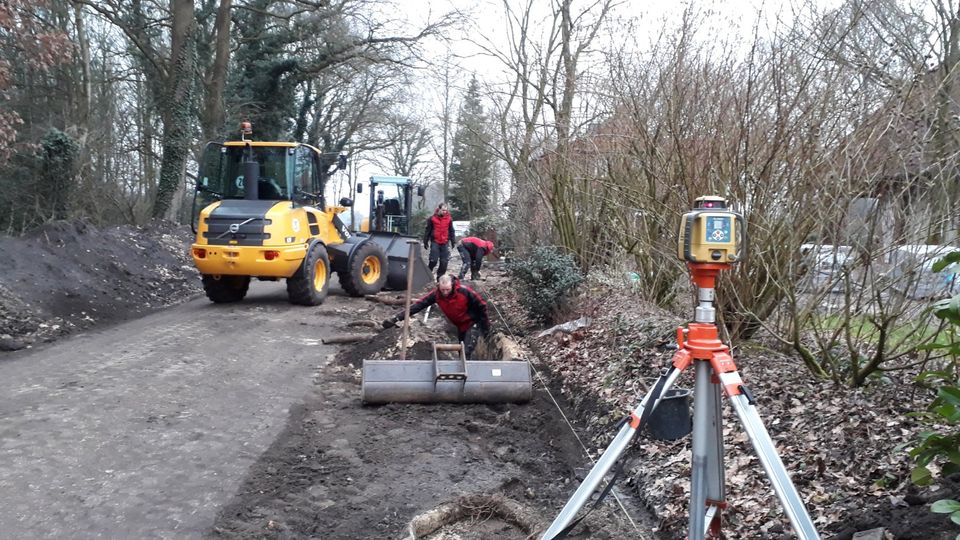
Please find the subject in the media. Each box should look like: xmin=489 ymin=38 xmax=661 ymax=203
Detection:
xmin=223 ymin=141 xmax=299 ymax=148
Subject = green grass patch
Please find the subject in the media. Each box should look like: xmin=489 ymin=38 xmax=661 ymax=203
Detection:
xmin=811 ymin=313 xmax=951 ymax=351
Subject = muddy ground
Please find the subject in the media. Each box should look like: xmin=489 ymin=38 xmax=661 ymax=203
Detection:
xmin=2 ymin=221 xmax=956 ymax=539
xmin=0 ymin=221 xmax=654 ymax=538
xmin=207 ymin=296 xmax=653 ymax=540
xmin=0 ymin=219 xmax=200 ymax=350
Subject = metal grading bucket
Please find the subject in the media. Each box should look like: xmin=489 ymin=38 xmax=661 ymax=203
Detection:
xmin=364 ymin=232 xmax=432 ymax=292
xmin=361 ymin=343 xmax=533 ymax=405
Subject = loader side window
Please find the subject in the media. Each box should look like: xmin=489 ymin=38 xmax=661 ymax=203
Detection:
xmin=192 ymin=142 xmax=226 ymax=232
xmin=295 ymin=147 xmax=320 ymax=201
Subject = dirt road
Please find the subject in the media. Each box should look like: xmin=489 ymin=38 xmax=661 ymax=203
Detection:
xmin=0 ymin=279 xmax=648 ymax=539
xmin=0 ymin=282 xmax=341 ymax=538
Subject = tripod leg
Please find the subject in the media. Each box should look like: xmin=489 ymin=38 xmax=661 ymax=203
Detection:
xmin=704 ymin=369 xmax=726 ymax=538
xmin=539 ymin=365 xmax=684 ymax=540
xmin=727 ymin=392 xmax=820 ymax=540
xmin=689 ymin=362 xmax=726 ymax=540
xmin=707 ymin=349 xmax=820 ymax=540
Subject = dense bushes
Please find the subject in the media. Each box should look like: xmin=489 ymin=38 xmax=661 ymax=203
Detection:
xmin=1 ymin=129 xmax=80 ymax=231
xmin=507 ymin=246 xmax=583 ymax=323
xmin=910 ymin=251 xmax=960 ymax=535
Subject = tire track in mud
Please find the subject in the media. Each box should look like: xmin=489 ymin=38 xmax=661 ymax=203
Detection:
xmin=209 ymin=332 xmax=649 ymax=540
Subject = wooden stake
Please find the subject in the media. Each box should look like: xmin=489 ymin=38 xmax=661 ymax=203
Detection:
xmin=400 ymin=240 xmax=418 ymax=360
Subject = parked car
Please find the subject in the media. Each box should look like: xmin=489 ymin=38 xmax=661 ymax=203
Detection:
xmin=452 ymin=220 xmax=471 ymax=239
xmin=889 ymin=244 xmax=959 ymax=299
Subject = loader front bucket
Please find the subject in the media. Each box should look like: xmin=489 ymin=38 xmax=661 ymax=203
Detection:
xmin=364 ymin=232 xmax=432 ymax=292
xmin=361 ymin=343 xmax=533 ymax=405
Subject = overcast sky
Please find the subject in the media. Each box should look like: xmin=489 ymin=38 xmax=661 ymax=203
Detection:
xmin=341 ymin=0 xmax=846 ymax=218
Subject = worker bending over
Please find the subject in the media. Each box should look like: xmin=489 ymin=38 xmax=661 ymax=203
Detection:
xmin=382 ymin=274 xmax=491 ymax=359
xmin=457 ymin=237 xmax=494 ymax=281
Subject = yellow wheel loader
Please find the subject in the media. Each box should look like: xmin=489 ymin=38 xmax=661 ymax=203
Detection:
xmin=189 ymin=126 xmax=431 ymax=305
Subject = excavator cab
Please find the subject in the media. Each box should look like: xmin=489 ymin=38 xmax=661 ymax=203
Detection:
xmin=361 ymin=175 xmax=423 ymax=235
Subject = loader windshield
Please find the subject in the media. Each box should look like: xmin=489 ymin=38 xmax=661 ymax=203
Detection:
xmin=191 ymin=142 xmax=322 ymax=233
xmin=196 ymin=144 xmax=294 ymax=201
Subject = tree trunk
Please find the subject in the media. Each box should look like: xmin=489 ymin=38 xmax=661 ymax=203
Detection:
xmin=153 ymin=0 xmax=197 ymax=220
xmin=73 ymin=3 xmax=91 ymax=138
xmin=200 ymin=0 xmax=233 ymax=143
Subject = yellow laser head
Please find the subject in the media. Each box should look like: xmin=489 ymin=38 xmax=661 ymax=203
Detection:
xmin=677 ymin=196 xmax=745 ymax=264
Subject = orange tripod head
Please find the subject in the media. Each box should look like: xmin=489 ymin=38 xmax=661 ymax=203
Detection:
xmin=687 ymin=262 xmax=730 ymax=290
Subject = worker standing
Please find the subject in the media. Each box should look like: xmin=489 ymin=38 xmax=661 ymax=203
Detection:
xmin=457 ymin=237 xmax=495 ymax=281
xmin=423 ymin=202 xmax=455 ymax=281
xmin=382 ymin=275 xmax=491 ymax=359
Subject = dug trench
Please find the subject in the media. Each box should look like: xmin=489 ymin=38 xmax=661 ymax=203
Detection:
xmin=207 ymin=303 xmax=654 ymax=539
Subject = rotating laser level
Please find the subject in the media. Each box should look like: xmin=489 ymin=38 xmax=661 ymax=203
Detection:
xmin=541 ymin=196 xmax=820 ymax=540
xmin=677 ymin=195 xmax=744 ymax=264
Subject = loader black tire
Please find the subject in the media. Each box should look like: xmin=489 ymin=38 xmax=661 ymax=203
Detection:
xmin=338 ymin=241 xmax=387 ymax=297
xmin=287 ymin=243 xmax=330 ymax=306
xmin=202 ymin=275 xmax=250 ymax=303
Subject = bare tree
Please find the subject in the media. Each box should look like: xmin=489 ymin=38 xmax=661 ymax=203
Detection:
xmin=478 ymin=0 xmax=618 ymax=264
xmin=78 ymin=0 xmax=198 ymax=220
xmin=429 ymin=55 xmax=460 ymax=201
xmin=198 ymin=0 xmax=233 ymax=143
xmin=368 ymin=111 xmax=432 ymax=180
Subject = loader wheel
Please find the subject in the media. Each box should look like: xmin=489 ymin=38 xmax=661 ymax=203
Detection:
xmin=202 ymin=275 xmax=250 ymax=303
xmin=338 ymin=241 xmax=387 ymax=297
xmin=287 ymin=243 xmax=330 ymax=306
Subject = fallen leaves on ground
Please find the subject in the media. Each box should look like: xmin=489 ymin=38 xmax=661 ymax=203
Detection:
xmin=486 ymin=270 xmax=947 ymax=539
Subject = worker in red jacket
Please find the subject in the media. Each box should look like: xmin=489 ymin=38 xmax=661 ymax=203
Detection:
xmin=422 ymin=202 xmax=455 ymax=281
xmin=382 ymin=275 xmax=491 ymax=359
xmin=457 ymin=237 xmax=495 ymax=281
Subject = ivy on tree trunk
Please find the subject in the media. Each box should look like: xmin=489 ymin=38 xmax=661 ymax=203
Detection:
xmin=153 ymin=0 xmax=197 ymax=220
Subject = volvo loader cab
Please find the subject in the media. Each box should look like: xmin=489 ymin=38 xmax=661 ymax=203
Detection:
xmin=190 ymin=123 xmax=431 ymax=305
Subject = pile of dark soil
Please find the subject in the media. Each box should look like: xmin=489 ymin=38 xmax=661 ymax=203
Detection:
xmin=0 ymin=219 xmax=199 ymax=351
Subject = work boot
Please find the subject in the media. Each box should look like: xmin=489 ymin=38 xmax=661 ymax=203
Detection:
xmin=471 ymin=270 xmax=480 ymax=281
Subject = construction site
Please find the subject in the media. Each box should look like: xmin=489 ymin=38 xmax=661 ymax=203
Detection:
xmin=0 ymin=215 xmax=956 ymax=540
xmin=3 ymin=1 xmax=960 ymax=538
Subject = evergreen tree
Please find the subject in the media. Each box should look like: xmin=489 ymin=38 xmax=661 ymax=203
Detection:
xmin=448 ymin=77 xmax=494 ymax=220
xmin=227 ymin=0 xmax=299 ymax=140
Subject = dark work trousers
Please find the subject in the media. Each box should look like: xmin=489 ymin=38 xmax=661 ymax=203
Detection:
xmin=428 ymin=242 xmax=450 ymax=279
xmin=457 ymin=244 xmax=483 ymax=280
xmin=458 ymin=325 xmax=483 ymax=360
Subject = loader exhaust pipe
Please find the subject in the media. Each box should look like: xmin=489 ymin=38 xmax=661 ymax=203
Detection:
xmin=242 ymin=159 xmax=259 ymax=200
xmin=242 ymin=140 xmax=259 ymax=201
